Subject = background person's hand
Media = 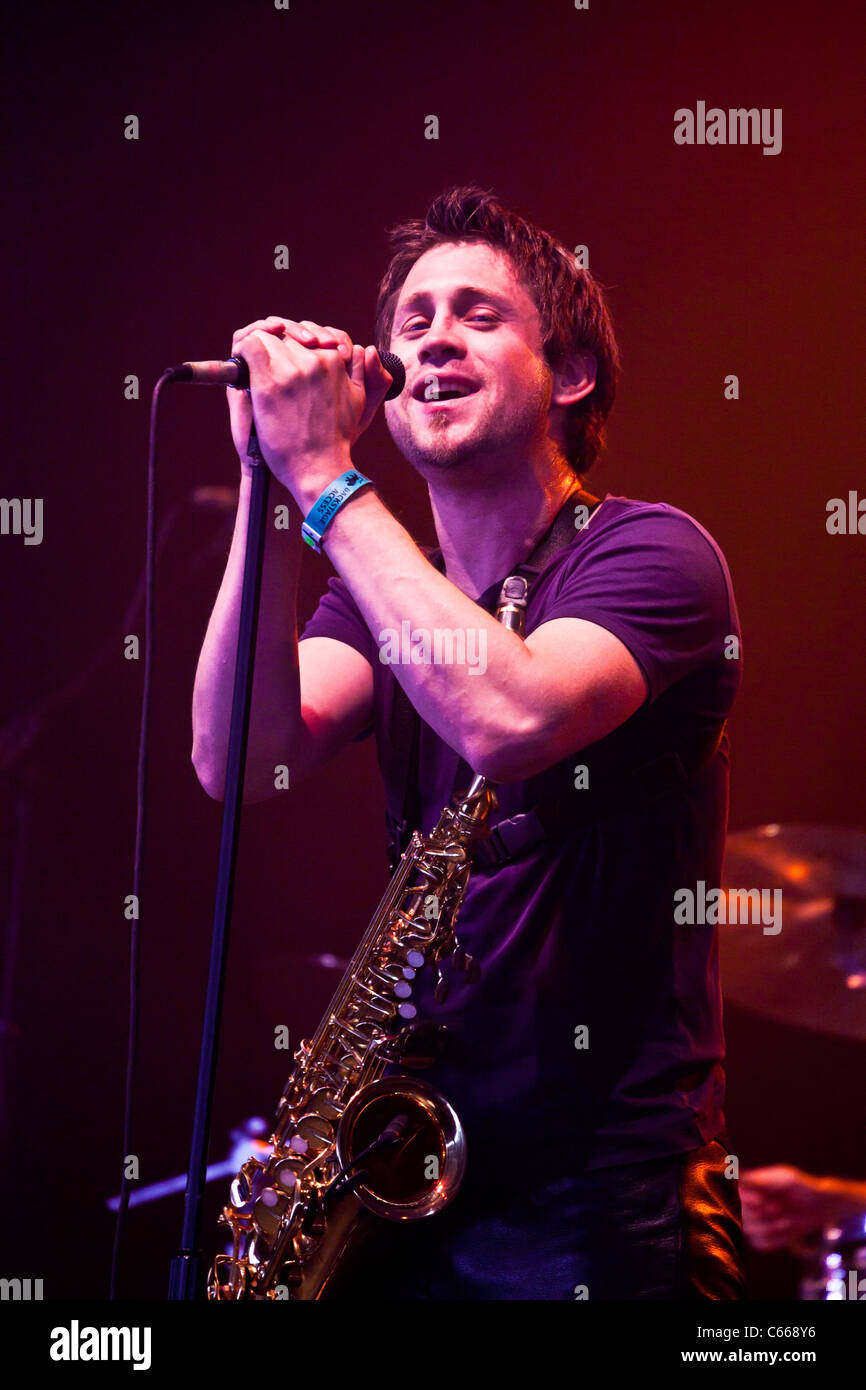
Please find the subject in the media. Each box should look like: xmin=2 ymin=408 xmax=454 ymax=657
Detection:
xmin=740 ymin=1165 xmax=865 ymax=1251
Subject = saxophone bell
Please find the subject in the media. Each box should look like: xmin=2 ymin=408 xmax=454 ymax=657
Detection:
xmin=333 ymin=1075 xmax=466 ymax=1221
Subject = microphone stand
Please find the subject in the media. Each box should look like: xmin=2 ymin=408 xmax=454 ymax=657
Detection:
xmin=168 ymin=406 xmax=269 ymax=1300
xmin=164 ymin=346 xmax=403 ymax=1298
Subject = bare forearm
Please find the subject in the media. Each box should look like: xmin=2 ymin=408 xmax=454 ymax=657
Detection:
xmin=192 ymin=473 xmax=303 ymax=799
xmin=316 ymin=482 xmax=535 ymax=776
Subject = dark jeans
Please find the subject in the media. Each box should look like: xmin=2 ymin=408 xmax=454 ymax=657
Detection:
xmin=330 ymin=1136 xmax=747 ymax=1300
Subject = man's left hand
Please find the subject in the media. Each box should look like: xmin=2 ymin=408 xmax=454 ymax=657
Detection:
xmin=230 ymin=317 xmax=394 ymax=505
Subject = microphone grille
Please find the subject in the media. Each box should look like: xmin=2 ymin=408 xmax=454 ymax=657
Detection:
xmin=378 ymin=350 xmax=406 ymax=399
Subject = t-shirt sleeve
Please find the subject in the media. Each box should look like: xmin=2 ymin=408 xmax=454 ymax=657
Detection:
xmin=537 ymin=507 xmax=737 ymax=704
xmin=299 ymin=574 xmax=377 ymax=740
xmin=300 ymin=574 xmax=376 ymax=660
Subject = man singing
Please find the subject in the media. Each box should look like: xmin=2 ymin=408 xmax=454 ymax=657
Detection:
xmin=192 ymin=185 xmax=745 ymax=1299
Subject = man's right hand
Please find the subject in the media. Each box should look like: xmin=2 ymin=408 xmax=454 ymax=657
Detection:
xmin=226 ymin=316 xmax=385 ymax=479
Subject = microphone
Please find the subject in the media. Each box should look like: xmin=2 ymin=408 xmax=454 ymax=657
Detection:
xmin=167 ymin=348 xmax=406 ymax=399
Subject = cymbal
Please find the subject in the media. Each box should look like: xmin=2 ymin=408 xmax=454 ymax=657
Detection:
xmin=719 ymin=824 xmax=866 ymax=1041
xmin=724 ymin=824 xmax=866 ymax=899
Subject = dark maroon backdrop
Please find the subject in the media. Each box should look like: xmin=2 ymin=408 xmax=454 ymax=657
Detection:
xmin=2 ymin=0 xmax=863 ymax=1299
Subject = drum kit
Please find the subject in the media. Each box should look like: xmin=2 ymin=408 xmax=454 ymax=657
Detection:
xmin=721 ymin=823 xmax=866 ymax=1299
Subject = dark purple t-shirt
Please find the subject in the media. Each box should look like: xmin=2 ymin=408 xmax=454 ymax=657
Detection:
xmin=300 ymin=494 xmax=741 ymax=1175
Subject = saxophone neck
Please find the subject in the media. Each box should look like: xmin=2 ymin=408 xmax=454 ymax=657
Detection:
xmin=451 ymin=773 xmax=497 ymax=830
xmin=463 ymin=771 xmax=488 ymax=801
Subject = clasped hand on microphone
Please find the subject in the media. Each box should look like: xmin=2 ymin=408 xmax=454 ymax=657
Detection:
xmin=226 ymin=316 xmax=393 ymax=508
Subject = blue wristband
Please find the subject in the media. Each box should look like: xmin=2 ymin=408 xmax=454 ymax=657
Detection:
xmin=300 ymin=469 xmax=374 ymax=552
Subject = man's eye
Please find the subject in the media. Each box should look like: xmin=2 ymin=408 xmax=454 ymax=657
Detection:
xmin=401 ymin=314 xmax=498 ymax=333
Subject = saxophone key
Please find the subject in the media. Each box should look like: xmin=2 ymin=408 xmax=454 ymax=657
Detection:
xmin=304 ymin=1087 xmax=341 ymax=1123
xmin=252 ymin=1186 xmax=290 ymax=1238
xmin=366 ymin=960 xmax=407 ymax=988
xmin=272 ymin=1156 xmax=305 ymax=1191
xmin=229 ymin=1154 xmax=267 ymax=1211
xmin=229 ymin=1178 xmax=255 ymax=1212
xmin=293 ymin=1112 xmax=335 ymax=1156
xmin=278 ymin=1078 xmax=308 ymax=1111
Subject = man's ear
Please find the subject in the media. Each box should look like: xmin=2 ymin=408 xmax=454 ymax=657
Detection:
xmin=552 ymin=350 xmax=597 ymax=406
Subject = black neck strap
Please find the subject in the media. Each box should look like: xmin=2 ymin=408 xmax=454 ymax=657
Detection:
xmin=512 ymin=484 xmax=601 ymax=585
xmin=428 ymin=483 xmax=601 ymax=604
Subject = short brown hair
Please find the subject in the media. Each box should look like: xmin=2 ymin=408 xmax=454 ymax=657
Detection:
xmin=374 ymin=185 xmax=620 ymax=476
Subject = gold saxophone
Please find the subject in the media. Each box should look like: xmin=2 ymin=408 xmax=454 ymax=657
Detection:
xmin=208 ymin=576 xmax=529 ymax=1301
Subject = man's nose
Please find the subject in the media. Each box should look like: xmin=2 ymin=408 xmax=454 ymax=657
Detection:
xmin=417 ymin=315 xmax=466 ymax=362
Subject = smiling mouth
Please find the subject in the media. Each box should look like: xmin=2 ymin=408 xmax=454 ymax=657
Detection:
xmin=412 ymin=378 xmax=481 ymax=404
xmin=417 ymin=387 xmax=479 ymax=408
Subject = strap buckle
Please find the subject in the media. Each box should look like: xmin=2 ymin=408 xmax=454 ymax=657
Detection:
xmin=473 ymin=809 xmax=547 ymax=870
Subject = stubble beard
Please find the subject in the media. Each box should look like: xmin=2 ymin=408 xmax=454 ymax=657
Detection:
xmin=387 ymin=388 xmax=550 ymax=476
